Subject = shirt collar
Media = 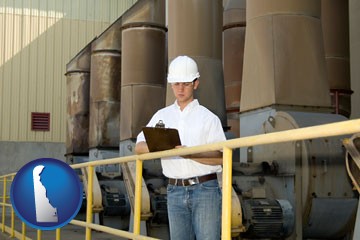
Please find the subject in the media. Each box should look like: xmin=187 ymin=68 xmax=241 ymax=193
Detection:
xmin=174 ymin=99 xmax=199 ymax=111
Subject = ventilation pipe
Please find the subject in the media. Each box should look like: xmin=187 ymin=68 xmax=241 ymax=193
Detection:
xmin=223 ymin=0 xmax=246 ymax=138
xmin=350 ymin=0 xmax=360 ymax=119
xmin=237 ymin=1 xmax=356 ymax=239
xmin=65 ymin=42 xmax=92 ymax=160
xmin=240 ymin=0 xmax=331 ymax=112
xmin=321 ymin=0 xmax=352 ymax=117
xmin=167 ymin=0 xmax=227 ymax=126
xmin=87 ymin=17 xmax=124 ymax=224
xmin=120 ymin=0 xmax=167 ymax=142
xmin=119 ymin=1 xmax=167 ymax=237
xmin=89 ymin=18 xmax=122 ymax=149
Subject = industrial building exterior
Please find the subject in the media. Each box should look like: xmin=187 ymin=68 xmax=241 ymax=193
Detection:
xmin=1 ymin=0 xmax=360 ymax=173
xmin=0 ymin=0 xmax=137 ymax=174
xmin=1 ymin=0 xmax=360 ymax=239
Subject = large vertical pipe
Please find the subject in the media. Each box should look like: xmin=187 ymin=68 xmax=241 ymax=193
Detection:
xmin=120 ymin=0 xmax=166 ymax=141
xmin=65 ymin=43 xmax=92 ymax=155
xmin=350 ymin=0 xmax=360 ymax=119
xmin=89 ymin=18 xmax=122 ymax=148
xmin=223 ymin=0 xmax=246 ymax=138
xmin=240 ymin=0 xmax=331 ymax=112
xmin=321 ymin=0 xmax=352 ymax=117
xmin=120 ymin=3 xmax=166 ymax=236
xmin=167 ymin=0 xmax=227 ymax=126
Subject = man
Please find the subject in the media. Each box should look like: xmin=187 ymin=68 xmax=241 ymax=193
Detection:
xmin=135 ymin=55 xmax=226 ymax=240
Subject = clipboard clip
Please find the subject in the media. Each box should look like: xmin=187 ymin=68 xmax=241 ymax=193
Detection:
xmin=155 ymin=120 xmax=165 ymax=128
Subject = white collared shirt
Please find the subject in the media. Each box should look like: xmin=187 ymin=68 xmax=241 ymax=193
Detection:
xmin=136 ymin=99 xmax=226 ymax=178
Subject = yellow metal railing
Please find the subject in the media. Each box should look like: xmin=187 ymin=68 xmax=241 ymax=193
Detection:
xmin=1 ymin=119 xmax=360 ymax=240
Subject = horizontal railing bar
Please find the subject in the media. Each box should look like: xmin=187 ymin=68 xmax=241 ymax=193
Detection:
xmin=71 ymin=219 xmax=159 ymax=240
xmin=0 ymin=203 xmax=12 ymax=207
xmin=0 ymin=119 xmax=356 ymax=173
xmin=4 ymin=226 xmax=31 ymax=240
xmin=0 ymin=173 xmax=16 ymax=178
xmin=70 ymin=119 xmax=360 ymax=169
xmin=0 ymin=118 xmax=359 ymax=240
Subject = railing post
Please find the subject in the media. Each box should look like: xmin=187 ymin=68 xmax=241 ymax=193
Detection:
xmin=133 ymin=158 xmax=143 ymax=235
xmin=2 ymin=177 xmax=7 ymax=232
xmin=56 ymin=228 xmax=61 ymax=240
xmin=222 ymin=147 xmax=233 ymax=240
xmin=11 ymin=175 xmax=15 ymax=237
xmin=85 ymin=165 xmax=94 ymax=240
xmin=11 ymin=202 xmax=15 ymax=237
xmin=22 ymin=222 xmax=26 ymax=240
xmin=37 ymin=229 xmax=42 ymax=240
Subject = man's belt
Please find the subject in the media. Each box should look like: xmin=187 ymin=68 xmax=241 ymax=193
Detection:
xmin=168 ymin=173 xmax=217 ymax=186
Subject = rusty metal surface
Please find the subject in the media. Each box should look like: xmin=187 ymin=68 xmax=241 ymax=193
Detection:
xmin=120 ymin=0 xmax=166 ymax=141
xmin=89 ymin=17 xmax=122 ymax=148
xmin=90 ymin=52 xmax=121 ymax=102
xmin=89 ymin=51 xmax=121 ymax=147
xmin=92 ymin=17 xmax=122 ymax=52
xmin=89 ymin=101 xmax=120 ymax=148
xmin=65 ymin=44 xmax=92 ymax=154
xmin=66 ymin=42 xmax=93 ymax=73
xmin=66 ymin=72 xmax=90 ymax=154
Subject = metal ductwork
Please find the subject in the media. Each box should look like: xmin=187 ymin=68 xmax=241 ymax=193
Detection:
xmin=237 ymin=1 xmax=357 ymax=239
xmin=89 ymin=18 xmax=122 ymax=148
xmin=223 ymin=0 xmax=246 ymax=138
xmin=167 ymin=0 xmax=227 ymax=126
xmin=120 ymin=0 xmax=167 ymax=141
xmin=65 ymin=42 xmax=92 ymax=155
xmin=321 ymin=0 xmax=352 ymax=117
xmin=240 ymin=0 xmax=331 ymax=113
xmin=119 ymin=1 xmax=167 ymax=238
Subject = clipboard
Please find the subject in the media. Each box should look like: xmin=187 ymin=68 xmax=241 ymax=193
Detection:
xmin=142 ymin=126 xmax=181 ymax=152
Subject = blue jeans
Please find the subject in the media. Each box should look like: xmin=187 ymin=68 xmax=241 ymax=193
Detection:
xmin=166 ymin=179 xmax=222 ymax=240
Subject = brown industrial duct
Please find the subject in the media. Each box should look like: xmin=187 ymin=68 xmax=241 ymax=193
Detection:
xmin=240 ymin=0 xmax=331 ymax=112
xmin=89 ymin=18 xmax=122 ymax=148
xmin=120 ymin=0 xmax=166 ymax=140
xmin=223 ymin=0 xmax=246 ymax=138
xmin=167 ymin=0 xmax=227 ymax=126
xmin=65 ymin=42 xmax=92 ymax=155
xmin=321 ymin=0 xmax=352 ymax=117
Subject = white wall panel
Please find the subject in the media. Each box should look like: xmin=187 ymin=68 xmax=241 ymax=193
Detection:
xmin=0 ymin=0 xmax=136 ymax=142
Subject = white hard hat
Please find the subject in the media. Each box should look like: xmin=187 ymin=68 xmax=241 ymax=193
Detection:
xmin=167 ymin=56 xmax=200 ymax=83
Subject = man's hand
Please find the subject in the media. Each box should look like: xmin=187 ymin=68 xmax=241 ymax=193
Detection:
xmin=175 ymin=145 xmax=223 ymax=165
xmin=135 ymin=141 xmax=150 ymax=154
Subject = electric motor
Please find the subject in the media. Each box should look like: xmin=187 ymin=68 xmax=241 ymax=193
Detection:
xmin=241 ymin=199 xmax=294 ymax=239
